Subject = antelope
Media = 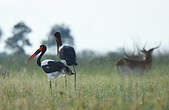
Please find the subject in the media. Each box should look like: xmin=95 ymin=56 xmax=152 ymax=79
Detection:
xmin=115 ymin=44 xmax=160 ymax=75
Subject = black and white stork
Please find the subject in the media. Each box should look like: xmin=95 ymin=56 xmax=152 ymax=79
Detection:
xmin=54 ymin=32 xmax=78 ymax=91
xmin=27 ymin=45 xmax=74 ymax=93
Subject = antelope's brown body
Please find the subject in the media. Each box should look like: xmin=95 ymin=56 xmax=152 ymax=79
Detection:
xmin=115 ymin=44 xmax=160 ymax=75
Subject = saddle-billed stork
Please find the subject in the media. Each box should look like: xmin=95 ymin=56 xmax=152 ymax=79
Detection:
xmin=27 ymin=45 xmax=74 ymax=94
xmin=54 ymin=32 xmax=78 ymax=91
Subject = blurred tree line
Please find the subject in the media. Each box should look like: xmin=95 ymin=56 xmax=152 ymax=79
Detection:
xmin=0 ymin=21 xmax=169 ymax=76
xmin=0 ymin=21 xmax=124 ymax=64
xmin=0 ymin=21 xmax=126 ymax=59
xmin=0 ymin=21 xmax=74 ymax=56
xmin=0 ymin=21 xmax=169 ymax=59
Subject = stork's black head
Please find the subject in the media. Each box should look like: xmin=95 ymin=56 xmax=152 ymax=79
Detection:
xmin=40 ymin=45 xmax=47 ymax=53
xmin=27 ymin=44 xmax=47 ymax=61
xmin=54 ymin=32 xmax=62 ymax=56
xmin=54 ymin=32 xmax=61 ymax=37
xmin=54 ymin=32 xmax=62 ymax=46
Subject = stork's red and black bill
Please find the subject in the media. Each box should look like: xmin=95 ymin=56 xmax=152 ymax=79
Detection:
xmin=27 ymin=47 xmax=43 ymax=61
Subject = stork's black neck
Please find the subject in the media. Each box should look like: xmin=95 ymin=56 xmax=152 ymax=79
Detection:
xmin=57 ymin=40 xmax=63 ymax=47
xmin=56 ymin=41 xmax=62 ymax=56
xmin=37 ymin=46 xmax=47 ymax=67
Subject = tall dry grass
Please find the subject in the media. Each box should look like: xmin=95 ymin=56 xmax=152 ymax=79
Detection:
xmin=0 ymin=54 xmax=168 ymax=110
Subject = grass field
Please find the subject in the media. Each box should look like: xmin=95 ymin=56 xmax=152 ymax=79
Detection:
xmin=0 ymin=55 xmax=169 ymax=110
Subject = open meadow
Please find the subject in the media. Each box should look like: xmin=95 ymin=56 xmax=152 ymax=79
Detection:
xmin=1 ymin=0 xmax=169 ymax=109
xmin=0 ymin=55 xmax=169 ymax=110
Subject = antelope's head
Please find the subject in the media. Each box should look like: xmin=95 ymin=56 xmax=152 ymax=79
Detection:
xmin=141 ymin=43 xmax=161 ymax=60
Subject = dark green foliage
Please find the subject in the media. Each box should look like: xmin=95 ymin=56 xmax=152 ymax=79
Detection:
xmin=5 ymin=22 xmax=32 ymax=55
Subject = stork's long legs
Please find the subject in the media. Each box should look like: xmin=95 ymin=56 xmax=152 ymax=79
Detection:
xmin=54 ymin=79 xmax=57 ymax=88
xmin=73 ymin=65 xmax=77 ymax=91
xmin=64 ymin=74 xmax=68 ymax=88
xmin=49 ymin=80 xmax=52 ymax=95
